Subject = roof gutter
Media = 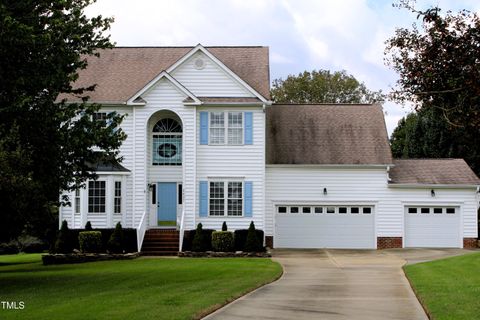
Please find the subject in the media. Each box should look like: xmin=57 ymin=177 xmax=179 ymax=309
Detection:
xmin=388 ymin=183 xmax=479 ymax=189
xmin=266 ymin=164 xmax=394 ymax=169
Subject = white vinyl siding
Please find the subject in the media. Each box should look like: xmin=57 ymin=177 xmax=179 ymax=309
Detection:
xmin=170 ymin=51 xmax=253 ymax=97
xmin=266 ymin=167 xmax=478 ymax=247
xmin=197 ymin=107 xmax=265 ymax=230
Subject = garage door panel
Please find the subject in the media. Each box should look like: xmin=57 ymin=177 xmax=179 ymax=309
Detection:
xmin=275 ymin=209 xmax=375 ymax=249
xmin=405 ymin=206 xmax=461 ymax=248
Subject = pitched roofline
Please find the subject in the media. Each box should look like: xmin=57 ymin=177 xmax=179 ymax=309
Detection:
xmin=388 ymin=183 xmax=479 ymax=189
xmin=166 ymin=44 xmax=269 ymax=103
xmin=126 ymin=71 xmax=202 ymax=105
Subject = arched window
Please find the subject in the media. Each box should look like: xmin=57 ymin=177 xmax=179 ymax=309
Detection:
xmin=152 ymin=118 xmax=182 ymax=165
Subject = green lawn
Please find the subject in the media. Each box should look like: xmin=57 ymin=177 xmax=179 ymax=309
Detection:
xmin=404 ymin=252 xmax=480 ymax=320
xmin=0 ymin=253 xmax=282 ymax=320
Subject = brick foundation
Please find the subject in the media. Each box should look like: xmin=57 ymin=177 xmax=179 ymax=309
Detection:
xmin=265 ymin=236 xmax=274 ymax=248
xmin=463 ymin=238 xmax=478 ymax=249
xmin=377 ymin=237 xmax=403 ymax=249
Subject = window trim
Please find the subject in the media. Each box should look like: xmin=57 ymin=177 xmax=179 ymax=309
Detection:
xmin=208 ymin=112 xmax=244 ymax=146
xmin=208 ymin=180 xmax=244 ymax=217
xmin=74 ymin=188 xmax=81 ymax=215
xmin=152 ymin=118 xmax=182 ymax=166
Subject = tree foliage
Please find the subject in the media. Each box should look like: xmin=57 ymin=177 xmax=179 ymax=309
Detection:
xmin=386 ymin=1 xmax=480 ymax=174
xmin=0 ymin=0 xmax=125 ymax=242
xmin=270 ymin=70 xmax=384 ymax=104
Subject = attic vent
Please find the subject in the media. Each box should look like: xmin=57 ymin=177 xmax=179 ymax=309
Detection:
xmin=193 ymin=57 xmax=206 ymax=70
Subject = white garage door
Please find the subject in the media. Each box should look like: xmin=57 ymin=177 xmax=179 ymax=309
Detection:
xmin=405 ymin=206 xmax=461 ymax=248
xmin=275 ymin=205 xmax=375 ymax=249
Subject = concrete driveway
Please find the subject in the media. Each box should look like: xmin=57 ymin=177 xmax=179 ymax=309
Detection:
xmin=205 ymin=248 xmax=473 ymax=320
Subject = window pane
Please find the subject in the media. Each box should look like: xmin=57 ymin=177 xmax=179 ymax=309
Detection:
xmin=433 ymin=208 xmax=442 ymax=214
xmin=278 ymin=206 xmax=287 ymax=213
xmin=228 ymin=199 xmax=242 ymax=216
xmin=408 ymin=207 xmax=417 ymax=214
xmin=339 ymin=207 xmax=347 ymax=214
xmin=228 ymin=182 xmax=242 ymax=199
xmin=351 ymin=207 xmax=359 ymax=214
xmin=228 ymin=112 xmax=242 ymax=128
xmin=209 ymin=128 xmax=225 ymax=144
xmin=228 ymin=128 xmax=243 ymax=145
xmin=227 ymin=182 xmax=242 ymax=216
xmin=290 ymin=207 xmax=299 ymax=213
xmin=327 ymin=207 xmax=335 ymax=214
xmin=302 ymin=207 xmax=311 ymax=214
xmin=446 ymin=208 xmax=455 ymax=214
xmin=363 ymin=207 xmax=372 ymax=214
xmin=421 ymin=208 xmax=430 ymax=214
xmin=210 ymin=112 xmax=224 ymax=127
xmin=314 ymin=207 xmax=323 ymax=214
xmin=153 ymin=135 xmax=182 ymax=165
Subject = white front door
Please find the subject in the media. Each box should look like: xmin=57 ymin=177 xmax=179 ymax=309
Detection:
xmin=404 ymin=206 xmax=461 ymax=248
xmin=275 ymin=205 xmax=375 ymax=249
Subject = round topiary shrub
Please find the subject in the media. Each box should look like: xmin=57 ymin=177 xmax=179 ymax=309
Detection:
xmin=211 ymin=231 xmax=234 ymax=252
xmin=79 ymin=231 xmax=102 ymax=253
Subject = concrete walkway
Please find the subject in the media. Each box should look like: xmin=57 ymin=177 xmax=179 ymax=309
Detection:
xmin=205 ymin=248 xmax=473 ymax=320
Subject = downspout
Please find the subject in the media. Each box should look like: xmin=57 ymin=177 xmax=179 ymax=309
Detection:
xmin=386 ymin=165 xmax=392 ymax=182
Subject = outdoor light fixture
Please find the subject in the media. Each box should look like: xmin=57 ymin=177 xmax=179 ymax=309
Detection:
xmin=431 ymin=189 xmax=435 ymax=197
xmin=323 ymin=188 xmax=328 ymax=195
xmin=148 ymin=183 xmax=154 ymax=191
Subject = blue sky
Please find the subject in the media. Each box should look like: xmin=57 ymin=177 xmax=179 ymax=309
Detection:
xmin=86 ymin=0 xmax=480 ymax=134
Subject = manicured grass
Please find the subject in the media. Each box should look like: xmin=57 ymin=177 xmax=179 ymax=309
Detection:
xmin=404 ymin=252 xmax=480 ymax=320
xmin=0 ymin=254 xmax=282 ymax=320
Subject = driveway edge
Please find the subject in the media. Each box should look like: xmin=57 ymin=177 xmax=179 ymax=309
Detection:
xmin=401 ymin=263 xmax=432 ymax=320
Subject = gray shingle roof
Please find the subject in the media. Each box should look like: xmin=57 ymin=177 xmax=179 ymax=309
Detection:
xmin=59 ymin=46 xmax=270 ymax=103
xmin=390 ymin=159 xmax=480 ymax=185
xmin=266 ymin=104 xmax=393 ymax=165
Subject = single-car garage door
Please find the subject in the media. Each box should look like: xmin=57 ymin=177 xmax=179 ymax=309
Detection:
xmin=275 ymin=205 xmax=375 ymax=249
xmin=405 ymin=206 xmax=461 ymax=248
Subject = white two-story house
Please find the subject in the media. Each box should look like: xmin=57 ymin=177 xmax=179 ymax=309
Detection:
xmin=59 ymin=44 xmax=480 ymax=251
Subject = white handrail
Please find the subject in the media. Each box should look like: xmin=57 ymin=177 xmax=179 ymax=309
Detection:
xmin=136 ymin=211 xmax=147 ymax=252
xmin=179 ymin=208 xmax=185 ymax=252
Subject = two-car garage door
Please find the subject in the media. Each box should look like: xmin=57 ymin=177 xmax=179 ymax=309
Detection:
xmin=405 ymin=206 xmax=461 ymax=248
xmin=275 ymin=205 xmax=375 ymax=249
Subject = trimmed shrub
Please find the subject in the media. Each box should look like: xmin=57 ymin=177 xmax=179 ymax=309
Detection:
xmin=62 ymin=228 xmax=137 ymax=253
xmin=234 ymin=229 xmax=265 ymax=252
xmin=192 ymin=223 xmax=205 ymax=252
xmin=107 ymin=222 xmax=124 ymax=253
xmin=245 ymin=221 xmax=261 ymax=252
xmin=182 ymin=228 xmax=215 ymax=251
xmin=0 ymin=241 xmax=19 ymax=255
xmin=85 ymin=221 xmax=93 ymax=230
xmin=222 ymin=221 xmax=228 ymax=231
xmin=79 ymin=231 xmax=102 ymax=253
xmin=55 ymin=220 xmax=72 ymax=253
xmin=212 ymin=231 xmax=234 ymax=252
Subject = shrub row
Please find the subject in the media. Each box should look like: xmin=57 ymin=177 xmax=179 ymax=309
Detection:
xmin=54 ymin=221 xmax=137 ymax=253
xmin=0 ymin=235 xmax=47 ymax=255
xmin=182 ymin=222 xmax=264 ymax=252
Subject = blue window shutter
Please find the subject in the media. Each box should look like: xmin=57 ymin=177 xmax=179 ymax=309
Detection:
xmin=200 ymin=181 xmax=208 ymax=217
xmin=244 ymin=112 xmax=253 ymax=145
xmin=244 ymin=181 xmax=253 ymax=217
xmin=200 ymin=112 xmax=208 ymax=145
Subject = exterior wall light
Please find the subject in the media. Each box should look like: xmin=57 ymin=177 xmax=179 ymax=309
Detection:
xmin=323 ymin=188 xmax=328 ymax=195
xmin=431 ymin=189 xmax=435 ymax=197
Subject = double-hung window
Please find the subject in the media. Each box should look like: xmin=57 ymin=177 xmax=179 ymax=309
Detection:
xmin=88 ymin=180 xmax=106 ymax=213
xmin=74 ymin=188 xmax=81 ymax=214
xmin=209 ymin=181 xmax=243 ymax=216
xmin=209 ymin=112 xmax=243 ymax=145
xmin=114 ymin=181 xmax=122 ymax=214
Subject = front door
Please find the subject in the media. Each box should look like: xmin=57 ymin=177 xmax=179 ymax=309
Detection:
xmin=157 ymin=182 xmax=177 ymax=226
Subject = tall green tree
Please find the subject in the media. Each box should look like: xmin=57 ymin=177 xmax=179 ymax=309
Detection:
xmin=271 ymin=70 xmax=384 ymax=104
xmin=386 ymin=1 xmax=480 ymax=174
xmin=0 ymin=0 xmax=126 ymax=242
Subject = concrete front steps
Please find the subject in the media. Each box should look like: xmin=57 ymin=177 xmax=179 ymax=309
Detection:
xmin=141 ymin=229 xmax=179 ymax=256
